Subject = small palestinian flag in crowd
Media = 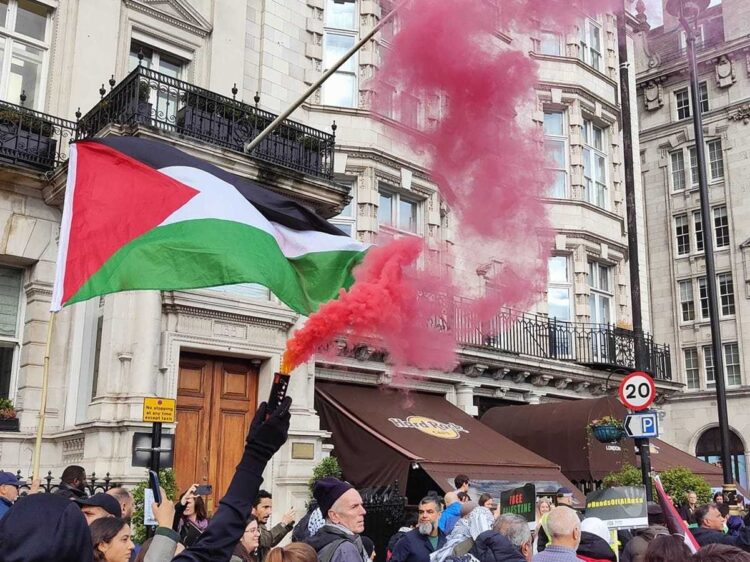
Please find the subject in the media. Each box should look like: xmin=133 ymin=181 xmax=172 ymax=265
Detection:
xmin=653 ymin=475 xmax=699 ymax=554
xmin=51 ymin=137 xmax=366 ymax=314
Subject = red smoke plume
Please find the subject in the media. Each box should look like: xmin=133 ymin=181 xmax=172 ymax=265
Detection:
xmin=284 ymin=0 xmax=621 ymax=374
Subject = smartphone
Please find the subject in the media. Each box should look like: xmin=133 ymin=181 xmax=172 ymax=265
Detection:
xmin=266 ymin=372 xmax=290 ymax=418
xmin=148 ymin=470 xmax=162 ymax=505
xmin=194 ymin=484 xmax=212 ymax=496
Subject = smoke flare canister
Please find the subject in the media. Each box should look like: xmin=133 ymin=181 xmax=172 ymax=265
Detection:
xmin=266 ymin=371 xmax=291 ymax=418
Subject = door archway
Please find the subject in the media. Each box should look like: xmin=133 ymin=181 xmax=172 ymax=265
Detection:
xmin=696 ymin=427 xmax=747 ymax=489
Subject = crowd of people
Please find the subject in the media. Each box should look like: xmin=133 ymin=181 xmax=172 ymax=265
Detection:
xmin=1 ymin=402 xmax=750 ymax=562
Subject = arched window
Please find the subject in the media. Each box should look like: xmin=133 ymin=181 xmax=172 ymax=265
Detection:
xmin=696 ymin=428 xmax=746 ymax=488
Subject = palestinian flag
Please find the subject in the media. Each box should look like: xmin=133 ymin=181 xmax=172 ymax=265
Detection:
xmin=51 ymin=137 xmax=366 ymax=314
xmin=653 ymin=475 xmax=699 ymax=553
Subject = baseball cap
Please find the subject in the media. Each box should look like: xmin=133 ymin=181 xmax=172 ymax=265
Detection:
xmin=74 ymin=493 xmax=122 ymax=518
xmin=0 ymin=472 xmax=24 ymax=487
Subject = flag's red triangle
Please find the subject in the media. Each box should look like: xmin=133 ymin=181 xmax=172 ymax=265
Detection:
xmin=62 ymin=141 xmax=198 ymax=304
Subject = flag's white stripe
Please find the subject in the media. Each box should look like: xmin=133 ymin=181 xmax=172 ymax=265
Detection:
xmin=50 ymin=145 xmax=78 ymax=311
xmin=158 ymin=166 xmax=367 ymax=259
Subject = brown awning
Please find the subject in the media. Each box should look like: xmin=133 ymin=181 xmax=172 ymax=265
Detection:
xmin=641 ymin=439 xmax=724 ymax=487
xmin=480 ymin=396 xmax=637 ymax=482
xmin=315 ymin=382 xmax=580 ymax=498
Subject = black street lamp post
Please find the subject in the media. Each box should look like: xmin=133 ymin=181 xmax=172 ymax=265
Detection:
xmin=665 ymin=0 xmax=735 ymax=496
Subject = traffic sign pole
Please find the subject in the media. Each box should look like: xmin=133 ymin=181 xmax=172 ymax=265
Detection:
xmin=619 ymin=372 xmax=657 ymax=502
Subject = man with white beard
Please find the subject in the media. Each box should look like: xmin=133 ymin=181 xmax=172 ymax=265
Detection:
xmin=391 ymin=496 xmax=447 ymax=562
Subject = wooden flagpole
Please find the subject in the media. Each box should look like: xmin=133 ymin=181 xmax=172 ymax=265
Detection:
xmin=32 ymin=311 xmax=56 ymax=480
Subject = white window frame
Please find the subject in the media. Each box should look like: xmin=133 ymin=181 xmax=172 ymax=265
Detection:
xmin=547 ymin=256 xmax=572 ymax=322
xmin=693 ymin=210 xmax=704 ymax=253
xmin=377 ymin=184 xmax=423 ymax=236
xmin=683 ymin=347 xmax=699 ymax=389
xmin=582 ymin=118 xmax=608 ymax=209
xmin=330 ymin=178 xmax=357 ymax=237
xmin=321 ymin=0 xmax=358 ymax=108
xmin=539 ymin=31 xmax=562 ymax=56
xmin=547 ymin=255 xmax=574 ymax=359
xmin=670 ymin=149 xmax=686 ymax=191
xmin=705 ymin=343 xmax=742 ymax=388
xmin=579 ymin=19 xmax=602 ymax=71
xmin=707 ymin=139 xmax=724 ymax=181
xmin=673 ymin=82 xmax=708 ymax=122
xmin=0 ymin=0 xmax=53 ymax=110
xmin=713 ymin=206 xmax=729 ymax=248
xmin=0 ymin=265 xmax=23 ymax=401
xmin=718 ymin=272 xmax=735 ymax=317
xmin=588 ymin=261 xmax=613 ymax=325
xmin=543 ymin=110 xmax=568 ymax=198
xmin=678 ymin=279 xmax=695 ymax=322
xmin=674 ymin=214 xmax=690 ymax=256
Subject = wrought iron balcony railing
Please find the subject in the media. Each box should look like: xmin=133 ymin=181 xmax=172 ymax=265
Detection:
xmin=452 ymin=303 xmax=672 ymax=381
xmin=78 ymin=65 xmax=335 ymax=178
xmin=0 ymin=100 xmax=78 ymax=171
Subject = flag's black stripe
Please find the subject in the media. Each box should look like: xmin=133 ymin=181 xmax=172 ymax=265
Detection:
xmin=81 ymin=137 xmax=346 ymax=236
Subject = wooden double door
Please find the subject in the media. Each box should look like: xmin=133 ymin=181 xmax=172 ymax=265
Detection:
xmin=174 ymin=353 xmax=259 ymax=507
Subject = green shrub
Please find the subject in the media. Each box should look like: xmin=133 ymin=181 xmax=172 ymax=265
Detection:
xmin=602 ymin=463 xmax=643 ymax=488
xmin=602 ymin=464 xmax=712 ymax=506
xmin=308 ymin=456 xmax=342 ymax=498
xmin=131 ymin=468 xmax=178 ymax=545
xmin=659 ymin=466 xmax=712 ymax=505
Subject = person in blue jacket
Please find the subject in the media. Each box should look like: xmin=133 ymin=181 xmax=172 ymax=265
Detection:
xmin=439 ymin=492 xmax=462 ymax=534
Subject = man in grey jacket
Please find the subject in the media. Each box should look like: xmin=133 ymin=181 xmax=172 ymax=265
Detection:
xmin=305 ymin=477 xmax=369 ymax=562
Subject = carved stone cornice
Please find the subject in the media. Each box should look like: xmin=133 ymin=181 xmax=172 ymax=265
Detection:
xmin=123 ymin=0 xmax=212 ymax=38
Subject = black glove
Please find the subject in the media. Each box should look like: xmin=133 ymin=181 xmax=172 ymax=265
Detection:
xmin=245 ymin=396 xmax=291 ymax=464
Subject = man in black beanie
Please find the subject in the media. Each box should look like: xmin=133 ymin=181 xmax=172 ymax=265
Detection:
xmin=306 ymin=476 xmax=369 ymax=562
xmin=0 ymin=492 xmax=93 ymax=562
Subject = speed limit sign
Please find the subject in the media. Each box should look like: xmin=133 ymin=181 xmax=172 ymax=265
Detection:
xmin=618 ymin=371 xmax=656 ymax=411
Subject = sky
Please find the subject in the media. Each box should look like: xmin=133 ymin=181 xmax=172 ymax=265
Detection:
xmin=643 ymin=0 xmax=722 ymax=27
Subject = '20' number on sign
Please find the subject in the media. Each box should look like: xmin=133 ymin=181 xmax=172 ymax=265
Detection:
xmin=618 ymin=372 xmax=655 ymax=411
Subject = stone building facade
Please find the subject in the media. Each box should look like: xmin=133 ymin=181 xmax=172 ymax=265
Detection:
xmin=0 ymin=0 xmax=676 ymax=517
xmin=636 ymin=0 xmax=750 ymax=487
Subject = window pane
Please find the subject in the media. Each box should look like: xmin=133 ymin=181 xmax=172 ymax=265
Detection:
xmin=670 ymin=151 xmax=686 ymax=190
xmin=693 ymin=211 xmax=704 ymax=252
xmin=725 ymin=343 xmax=741 ymax=387
xmin=378 ymin=193 xmax=393 ymax=225
xmin=699 ymin=82 xmax=709 ymax=113
xmin=676 ymin=89 xmax=690 ymax=120
xmin=675 ymin=215 xmax=690 ymax=255
xmin=548 ymin=287 xmax=571 ymax=321
xmin=0 ymin=345 xmax=13 ymax=398
xmin=544 ymin=112 xmax=564 ymax=135
xmin=689 ymin=147 xmax=698 ymax=185
xmin=321 ymin=71 xmax=356 ymax=107
xmin=0 ymin=0 xmax=7 ymax=28
xmin=719 ymin=273 xmax=735 ymax=316
xmin=129 ymin=43 xmax=153 ymax=71
xmin=324 ymin=34 xmax=356 ymax=72
xmin=714 ymin=206 xmax=729 ymax=248
xmin=326 ymin=0 xmax=356 ymax=29
xmin=15 ymin=0 xmax=48 ymax=41
xmin=708 ymin=140 xmax=724 ymax=179
xmin=158 ymin=53 xmax=183 ymax=78
xmin=546 ymin=139 xmax=565 ymax=167
xmin=333 ymin=222 xmax=352 ymax=236
xmin=550 ymin=170 xmax=566 ymax=198
xmin=548 ymin=257 xmax=568 ymax=283
xmin=704 ymin=345 xmax=715 ymax=386
xmin=8 ymin=42 xmax=43 ymax=108
xmin=698 ymin=277 xmax=709 ymax=318
xmin=540 ymin=32 xmax=561 ymax=56
xmin=0 ymin=267 xmax=22 ymax=337
xmin=679 ymin=280 xmax=695 ymax=322
xmin=684 ymin=348 xmax=699 ymax=389
xmin=398 ymin=199 xmax=417 ymax=232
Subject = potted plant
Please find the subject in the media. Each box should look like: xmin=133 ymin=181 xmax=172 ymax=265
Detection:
xmin=0 ymin=108 xmax=58 ymax=170
xmin=587 ymin=415 xmax=625 ymax=443
xmin=0 ymin=398 xmax=19 ymax=432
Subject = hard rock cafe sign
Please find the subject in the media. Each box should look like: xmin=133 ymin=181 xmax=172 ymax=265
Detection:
xmin=388 ymin=416 xmax=469 ymax=439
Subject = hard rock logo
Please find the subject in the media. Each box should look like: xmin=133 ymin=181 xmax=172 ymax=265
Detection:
xmin=388 ymin=416 xmax=469 ymax=439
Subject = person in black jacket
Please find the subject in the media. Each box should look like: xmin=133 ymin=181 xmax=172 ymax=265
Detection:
xmin=0 ymin=492 xmax=94 ymax=562
xmin=468 ymin=530 xmax=526 ymax=562
xmin=55 ymin=464 xmax=88 ymax=500
xmin=170 ymin=396 xmax=291 ymax=562
xmin=391 ymin=497 xmax=447 ymax=562
xmin=387 ymin=512 xmax=418 ymax=560
xmin=691 ymin=503 xmax=750 ymax=551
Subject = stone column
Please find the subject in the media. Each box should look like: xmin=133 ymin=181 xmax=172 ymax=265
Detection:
xmin=455 ymin=383 xmax=479 ymax=417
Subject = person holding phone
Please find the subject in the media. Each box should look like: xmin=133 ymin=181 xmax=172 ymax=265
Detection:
xmin=173 ymin=484 xmax=210 ymax=546
xmin=252 ymin=490 xmax=296 ymax=561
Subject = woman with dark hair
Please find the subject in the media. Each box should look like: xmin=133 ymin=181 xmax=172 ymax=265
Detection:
xmin=693 ymin=544 xmax=750 ymax=561
xmin=91 ymin=517 xmax=134 ymax=562
xmin=232 ymin=515 xmax=261 ymax=562
xmin=643 ymin=535 xmax=692 ymax=562
xmin=173 ymin=484 xmax=210 ymax=546
xmin=266 ymin=543 xmax=318 ymax=562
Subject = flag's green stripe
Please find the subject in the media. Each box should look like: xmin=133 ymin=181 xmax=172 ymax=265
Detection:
xmin=67 ymin=219 xmax=365 ymax=315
